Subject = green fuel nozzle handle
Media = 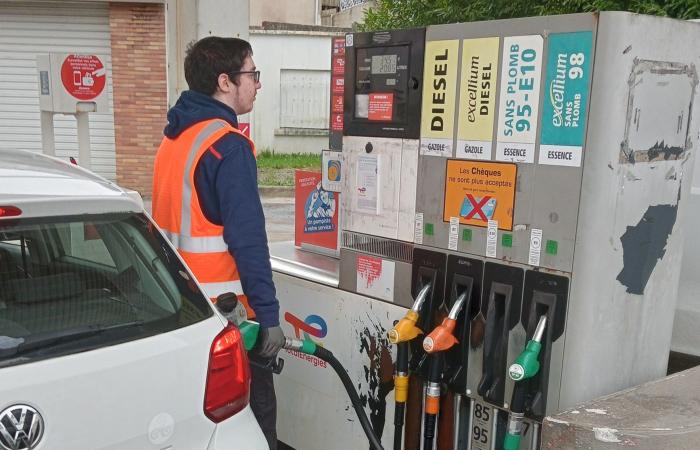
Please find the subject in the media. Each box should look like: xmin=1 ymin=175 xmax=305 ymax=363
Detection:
xmin=508 ymin=315 xmax=547 ymax=382
xmin=239 ymin=319 xmax=317 ymax=355
xmin=503 ymin=315 xmax=548 ymax=450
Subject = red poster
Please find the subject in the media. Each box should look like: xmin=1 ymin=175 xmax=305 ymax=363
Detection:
xmin=60 ymin=54 xmax=106 ymax=100
xmin=238 ymin=122 xmax=250 ymax=138
xmin=333 ymin=38 xmax=345 ymax=56
xmin=331 ymin=113 xmax=344 ymax=131
xmin=332 ymin=76 xmax=344 ymax=94
xmin=332 ymin=95 xmax=343 ymax=113
xmin=333 ymin=56 xmax=345 ymax=75
xmin=294 ymin=170 xmax=339 ymax=251
xmin=368 ymin=93 xmax=393 ymax=121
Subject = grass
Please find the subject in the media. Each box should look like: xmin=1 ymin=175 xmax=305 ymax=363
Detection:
xmin=257 ymin=150 xmax=322 ymax=187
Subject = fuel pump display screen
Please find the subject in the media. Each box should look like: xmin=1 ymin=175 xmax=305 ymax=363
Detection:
xmin=371 ymin=55 xmax=397 ymax=74
xmin=343 ymin=28 xmax=425 ymax=139
xmin=354 ymin=45 xmax=409 ymax=122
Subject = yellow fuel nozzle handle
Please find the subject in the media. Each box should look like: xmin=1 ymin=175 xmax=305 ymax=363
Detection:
xmin=388 ymin=283 xmax=432 ymax=344
xmin=388 ymin=310 xmax=423 ymax=344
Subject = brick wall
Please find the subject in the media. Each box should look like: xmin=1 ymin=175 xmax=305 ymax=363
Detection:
xmin=109 ymin=3 xmax=167 ymax=198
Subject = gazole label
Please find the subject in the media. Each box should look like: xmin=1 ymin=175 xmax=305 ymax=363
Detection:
xmin=457 ymin=37 xmax=500 ymax=161
xmin=421 ymin=39 xmax=460 ymax=157
xmin=539 ymin=31 xmax=593 ymax=167
xmin=496 ymin=35 xmax=544 ymax=163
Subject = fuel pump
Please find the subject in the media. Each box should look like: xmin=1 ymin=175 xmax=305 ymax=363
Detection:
xmin=387 ymin=283 xmax=432 ymax=450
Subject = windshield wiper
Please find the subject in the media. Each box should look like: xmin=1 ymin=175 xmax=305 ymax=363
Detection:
xmin=0 ymin=321 xmax=145 ymax=359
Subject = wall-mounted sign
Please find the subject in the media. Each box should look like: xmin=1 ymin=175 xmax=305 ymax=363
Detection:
xmin=495 ymin=35 xmax=544 ymax=163
xmin=443 ymin=160 xmax=517 ymax=230
xmin=539 ymin=31 xmax=593 ymax=167
xmin=457 ymin=37 xmax=500 ymax=161
xmin=295 ymin=170 xmax=339 ymax=251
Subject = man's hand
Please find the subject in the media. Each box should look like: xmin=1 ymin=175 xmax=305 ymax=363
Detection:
xmin=258 ymin=326 xmax=285 ymax=357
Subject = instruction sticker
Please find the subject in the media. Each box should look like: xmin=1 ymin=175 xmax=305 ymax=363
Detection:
xmin=496 ymin=35 xmax=544 ymax=163
xmin=420 ymin=40 xmax=460 ymax=157
xmin=356 ymin=255 xmax=395 ymax=302
xmin=529 ymin=228 xmax=543 ymax=266
xmin=322 ymin=150 xmax=343 ymax=192
xmin=457 ymin=37 xmax=500 ymax=161
xmin=486 ymin=220 xmax=498 ymax=258
xmin=355 ymin=155 xmax=380 ymax=214
xmin=368 ymin=93 xmax=394 ymax=121
xmin=449 ymin=216 xmax=460 ymax=250
xmin=444 ymin=160 xmax=517 ymax=230
xmin=539 ymin=31 xmax=593 ymax=167
xmin=415 ymin=212 xmax=424 ymax=244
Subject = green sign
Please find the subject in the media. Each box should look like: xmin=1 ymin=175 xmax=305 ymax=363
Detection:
xmin=539 ymin=31 xmax=592 ymax=167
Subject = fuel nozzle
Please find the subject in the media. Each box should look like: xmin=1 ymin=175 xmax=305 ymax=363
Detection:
xmin=422 ymin=289 xmax=468 ymax=353
xmin=503 ymin=315 xmax=548 ymax=450
xmin=508 ymin=315 xmax=547 ymax=382
xmin=388 ymin=283 xmax=432 ymax=344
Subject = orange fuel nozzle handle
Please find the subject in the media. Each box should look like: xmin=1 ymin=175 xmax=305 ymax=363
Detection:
xmin=388 ymin=310 xmax=423 ymax=344
xmin=422 ymin=317 xmax=459 ymax=353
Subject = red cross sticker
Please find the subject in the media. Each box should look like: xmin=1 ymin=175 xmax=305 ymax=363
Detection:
xmin=463 ymin=194 xmax=492 ymax=221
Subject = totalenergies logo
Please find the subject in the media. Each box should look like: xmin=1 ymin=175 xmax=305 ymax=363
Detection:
xmin=284 ymin=312 xmax=327 ymax=343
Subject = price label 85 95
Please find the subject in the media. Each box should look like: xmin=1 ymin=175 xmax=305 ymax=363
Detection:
xmin=470 ymin=401 xmax=493 ymax=449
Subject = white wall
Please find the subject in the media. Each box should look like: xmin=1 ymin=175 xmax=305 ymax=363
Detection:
xmin=249 ymin=30 xmax=342 ymax=154
xmin=672 ymin=144 xmax=700 ymax=356
xmin=250 ymin=0 xmax=319 ymax=26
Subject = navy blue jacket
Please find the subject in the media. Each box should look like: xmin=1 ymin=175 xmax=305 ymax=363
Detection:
xmin=164 ymin=90 xmax=279 ymax=328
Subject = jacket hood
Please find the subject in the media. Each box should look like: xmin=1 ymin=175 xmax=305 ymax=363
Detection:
xmin=164 ymin=90 xmax=239 ymax=138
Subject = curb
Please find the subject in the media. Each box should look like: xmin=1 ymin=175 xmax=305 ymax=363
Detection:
xmin=259 ymin=185 xmax=294 ymax=198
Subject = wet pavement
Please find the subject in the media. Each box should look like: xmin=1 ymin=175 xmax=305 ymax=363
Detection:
xmin=262 ymin=196 xmax=295 ymax=243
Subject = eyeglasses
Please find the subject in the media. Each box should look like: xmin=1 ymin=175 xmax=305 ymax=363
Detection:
xmin=229 ymin=70 xmax=260 ymax=83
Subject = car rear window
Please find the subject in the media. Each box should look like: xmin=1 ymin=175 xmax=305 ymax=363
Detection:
xmin=0 ymin=212 xmax=213 ymax=368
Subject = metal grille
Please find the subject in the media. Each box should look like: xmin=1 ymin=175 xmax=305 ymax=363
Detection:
xmin=341 ymin=231 xmax=413 ymax=263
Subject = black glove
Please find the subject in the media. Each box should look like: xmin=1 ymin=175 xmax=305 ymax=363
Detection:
xmin=258 ymin=326 xmax=285 ymax=358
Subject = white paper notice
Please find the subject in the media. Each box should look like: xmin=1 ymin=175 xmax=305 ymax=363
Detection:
xmin=356 ymin=255 xmax=395 ymax=302
xmin=356 ymin=155 xmax=380 ymax=214
xmin=449 ymin=216 xmax=459 ymax=250
xmin=415 ymin=213 xmax=424 ymax=244
xmin=529 ymin=228 xmax=543 ymax=266
xmin=486 ymin=220 xmax=498 ymax=258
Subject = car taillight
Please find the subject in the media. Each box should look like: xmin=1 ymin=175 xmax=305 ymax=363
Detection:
xmin=204 ymin=324 xmax=251 ymax=423
xmin=0 ymin=206 xmax=22 ymax=217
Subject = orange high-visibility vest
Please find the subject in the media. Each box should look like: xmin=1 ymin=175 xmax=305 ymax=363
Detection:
xmin=152 ymin=118 xmax=257 ymax=318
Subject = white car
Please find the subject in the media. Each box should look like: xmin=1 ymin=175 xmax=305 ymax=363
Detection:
xmin=0 ymin=149 xmax=268 ymax=450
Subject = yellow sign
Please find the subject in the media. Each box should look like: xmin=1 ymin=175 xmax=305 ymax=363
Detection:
xmin=420 ymin=39 xmax=460 ymax=157
xmin=457 ymin=38 xmax=500 ymax=160
xmin=443 ymin=160 xmax=517 ymax=230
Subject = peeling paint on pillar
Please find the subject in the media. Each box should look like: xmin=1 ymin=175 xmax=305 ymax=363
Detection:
xmin=616 ymin=188 xmax=681 ymax=294
xmin=356 ymin=315 xmax=394 ymax=442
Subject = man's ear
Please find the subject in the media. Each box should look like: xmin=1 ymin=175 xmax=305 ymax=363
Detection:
xmin=217 ymin=73 xmax=234 ymax=93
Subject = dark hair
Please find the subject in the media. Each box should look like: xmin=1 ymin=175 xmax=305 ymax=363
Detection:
xmin=184 ymin=36 xmax=253 ymax=95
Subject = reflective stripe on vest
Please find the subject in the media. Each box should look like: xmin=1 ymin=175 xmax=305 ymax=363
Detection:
xmin=153 ymin=118 xmax=256 ymax=318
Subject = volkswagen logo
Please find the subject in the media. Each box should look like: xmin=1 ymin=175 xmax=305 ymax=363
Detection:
xmin=0 ymin=405 xmax=44 ymax=450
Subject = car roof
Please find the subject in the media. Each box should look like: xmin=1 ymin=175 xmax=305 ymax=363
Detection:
xmin=0 ymin=148 xmax=143 ymax=219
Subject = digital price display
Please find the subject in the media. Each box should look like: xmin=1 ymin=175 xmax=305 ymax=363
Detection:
xmin=371 ymin=54 xmax=397 ymax=74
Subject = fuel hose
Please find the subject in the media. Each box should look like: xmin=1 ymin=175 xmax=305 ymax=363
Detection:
xmin=312 ymin=346 xmax=385 ymax=450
